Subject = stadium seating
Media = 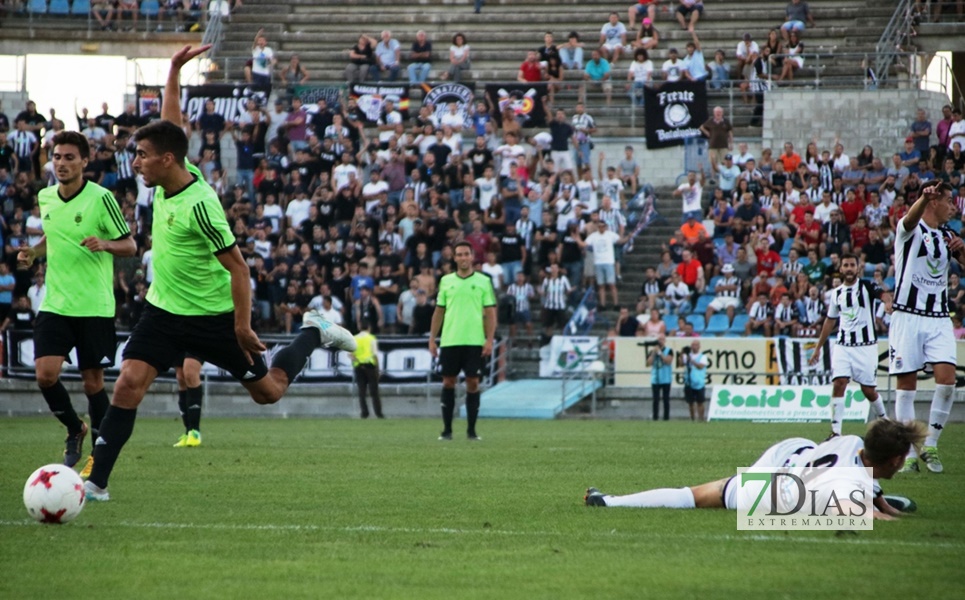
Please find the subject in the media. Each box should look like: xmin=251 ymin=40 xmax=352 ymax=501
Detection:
xmin=694 ymin=295 xmax=714 ymax=315
xmin=141 ymin=0 xmax=160 ymax=18
xmin=48 ymin=0 xmax=70 ymax=15
xmin=685 ymin=315 xmax=705 ymax=331
xmin=71 ymin=0 xmax=91 ymax=15
xmin=705 ymin=314 xmax=731 ymax=335
xmin=728 ymin=314 xmax=750 ymax=335
xmin=27 ymin=0 xmax=48 ymax=14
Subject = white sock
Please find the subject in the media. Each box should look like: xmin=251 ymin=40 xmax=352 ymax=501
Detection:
xmin=604 ymin=487 xmax=696 ymax=509
xmin=869 ymin=397 xmax=887 ymax=419
xmin=831 ymin=396 xmax=845 ymax=435
xmin=925 ymin=384 xmax=955 ymax=447
xmin=894 ymin=389 xmax=918 ymax=458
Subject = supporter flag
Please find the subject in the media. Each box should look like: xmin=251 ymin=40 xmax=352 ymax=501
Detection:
xmin=774 ymin=338 xmax=832 ymax=385
xmin=349 ymin=83 xmax=411 ymax=124
xmin=176 ymin=83 xmax=271 ymax=123
xmin=135 ymin=85 xmax=162 ymax=118
xmin=292 ymin=84 xmax=344 ymax=112
xmin=643 ymin=80 xmax=708 ymax=149
xmin=420 ymin=82 xmax=476 ymax=130
xmin=485 ymin=83 xmax=548 ymax=128
xmin=623 ymin=184 xmax=663 ymax=253
xmin=564 ymin=288 xmax=597 ymax=336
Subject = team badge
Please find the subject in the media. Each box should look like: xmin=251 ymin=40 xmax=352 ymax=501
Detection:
xmin=167 ymin=212 xmax=175 ymax=227
xmin=74 ymin=212 xmax=83 ymax=224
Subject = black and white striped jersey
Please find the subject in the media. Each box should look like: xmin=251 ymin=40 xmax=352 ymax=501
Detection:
xmin=893 ymin=220 xmax=951 ymax=317
xmin=540 ymin=275 xmax=571 ymax=310
xmin=714 ymin=276 xmax=740 ymax=298
xmin=826 ymin=280 xmax=880 ymax=345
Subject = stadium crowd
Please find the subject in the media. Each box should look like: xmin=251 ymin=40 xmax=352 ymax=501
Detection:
xmin=1 ymin=5 xmax=964 ymax=345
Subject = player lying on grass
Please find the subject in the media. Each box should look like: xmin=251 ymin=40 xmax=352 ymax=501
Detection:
xmin=585 ymin=419 xmax=925 ymax=520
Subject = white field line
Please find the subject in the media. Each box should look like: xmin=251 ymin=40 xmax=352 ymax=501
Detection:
xmin=0 ymin=519 xmax=962 ymax=549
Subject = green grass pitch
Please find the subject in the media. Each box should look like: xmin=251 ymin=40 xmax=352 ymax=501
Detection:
xmin=1 ymin=417 xmax=962 ymax=599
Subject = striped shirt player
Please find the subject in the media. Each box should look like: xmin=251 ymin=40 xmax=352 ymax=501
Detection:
xmin=540 ymin=267 xmax=571 ymax=333
xmin=705 ymin=267 xmax=740 ymax=323
xmin=812 ymin=255 xmax=888 ymax=434
xmin=8 ymin=127 xmax=37 ymax=172
xmin=889 ymin=181 xmax=961 ymax=473
xmin=586 ymin=419 xmax=925 ymax=517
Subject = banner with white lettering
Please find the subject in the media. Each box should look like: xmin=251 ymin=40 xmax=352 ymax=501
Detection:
xmin=643 ymin=80 xmax=708 ymax=149
xmin=291 ymin=84 xmax=345 ymax=112
xmin=1 ymin=331 xmax=471 ymax=383
xmin=420 ymin=82 xmax=476 ymax=130
xmin=178 ymin=83 xmax=271 ymax=123
xmin=707 ymin=385 xmax=871 ymax=422
xmin=539 ymin=335 xmax=600 ymax=377
xmin=348 ymin=83 xmax=411 ymax=124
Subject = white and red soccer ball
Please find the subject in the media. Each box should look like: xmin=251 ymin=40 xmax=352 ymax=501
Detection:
xmin=23 ymin=464 xmax=85 ymax=524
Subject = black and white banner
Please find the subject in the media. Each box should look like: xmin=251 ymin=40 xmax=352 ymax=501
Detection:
xmin=643 ymin=80 xmax=708 ymax=149
xmin=420 ymin=82 xmax=476 ymax=130
xmin=348 ymin=83 xmax=411 ymax=124
xmin=2 ymin=331 xmax=494 ymax=384
xmin=485 ymin=83 xmax=548 ymax=128
xmin=178 ymin=83 xmax=271 ymax=123
xmin=291 ymin=84 xmax=344 ymax=112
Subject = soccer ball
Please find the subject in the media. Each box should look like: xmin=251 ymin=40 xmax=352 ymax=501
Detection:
xmin=22 ymin=464 xmax=86 ymax=524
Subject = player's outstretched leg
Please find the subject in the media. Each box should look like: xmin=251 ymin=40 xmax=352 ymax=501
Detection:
xmin=302 ymin=310 xmax=357 ymax=352
xmin=922 ymin=382 xmax=954 ymax=474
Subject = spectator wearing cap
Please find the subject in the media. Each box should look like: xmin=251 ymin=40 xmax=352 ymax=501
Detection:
xmin=633 ymin=18 xmax=659 ymax=51
xmin=899 ymin=136 xmax=922 ymax=173
xmin=717 ymin=152 xmax=741 ymax=195
xmin=699 ymin=106 xmax=732 ymax=174
xmin=705 ymin=262 xmax=741 ymax=328
xmin=735 ymin=33 xmax=760 ymax=80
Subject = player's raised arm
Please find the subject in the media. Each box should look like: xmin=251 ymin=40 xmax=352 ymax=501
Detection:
xmin=164 ymin=45 xmax=213 ymax=124
xmin=901 ymin=182 xmax=942 ymax=232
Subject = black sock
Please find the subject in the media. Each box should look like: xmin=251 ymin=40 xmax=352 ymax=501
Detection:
xmin=270 ymin=329 xmax=321 ymax=383
xmin=88 ymin=406 xmax=137 ymax=489
xmin=466 ymin=391 xmax=480 ymax=437
xmin=41 ymin=380 xmax=83 ymax=435
xmin=86 ymin=388 xmax=110 ymax=439
xmin=440 ymin=387 xmax=455 ymax=435
xmin=177 ymin=390 xmax=189 ymax=432
xmin=186 ymin=386 xmax=203 ymax=432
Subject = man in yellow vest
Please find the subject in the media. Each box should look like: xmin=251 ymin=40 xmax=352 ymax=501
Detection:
xmin=352 ymin=320 xmax=384 ymax=418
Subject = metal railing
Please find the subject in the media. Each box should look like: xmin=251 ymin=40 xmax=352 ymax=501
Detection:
xmin=560 ymin=337 xmax=609 ymax=416
xmin=875 ymin=0 xmax=918 ymax=87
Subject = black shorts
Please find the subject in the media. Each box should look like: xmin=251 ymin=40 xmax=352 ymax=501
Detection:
xmin=542 ymin=308 xmax=568 ymax=329
xmin=684 ymin=386 xmax=706 ymax=404
xmin=439 ymin=345 xmax=483 ymax=378
xmin=33 ymin=311 xmax=117 ymax=370
xmin=123 ymin=302 xmax=268 ymax=382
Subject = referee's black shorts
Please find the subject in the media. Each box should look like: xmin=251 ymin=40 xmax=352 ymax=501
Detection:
xmin=542 ymin=308 xmax=568 ymax=329
xmin=439 ymin=345 xmax=483 ymax=378
xmin=34 ymin=311 xmax=118 ymax=370
xmin=123 ymin=302 xmax=268 ymax=382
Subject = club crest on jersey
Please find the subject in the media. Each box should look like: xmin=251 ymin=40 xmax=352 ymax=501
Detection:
xmin=74 ymin=212 xmax=83 ymax=224
xmin=167 ymin=212 xmax=175 ymax=227
xmin=926 ymin=258 xmax=943 ymax=277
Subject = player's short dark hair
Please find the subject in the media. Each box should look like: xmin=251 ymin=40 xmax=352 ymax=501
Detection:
xmin=863 ymin=419 xmax=926 ymax=465
xmin=840 ymin=252 xmax=858 ymax=264
xmin=133 ymin=119 xmax=189 ymax=163
xmin=52 ymin=131 xmax=90 ymax=158
xmin=921 ymin=179 xmax=953 ymax=194
xmin=453 ymin=241 xmax=473 ymax=255
xmin=359 ymin=319 xmax=371 ymax=330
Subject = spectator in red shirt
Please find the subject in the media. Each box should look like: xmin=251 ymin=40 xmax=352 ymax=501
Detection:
xmin=778 ymin=141 xmax=802 ymax=172
xmin=849 ymin=216 xmax=870 ymax=251
xmin=789 ymin=195 xmax=815 ymax=230
xmin=465 ymin=218 xmax=492 ymax=264
xmin=517 ymin=50 xmax=545 ymax=82
xmin=838 ymin=189 xmax=864 ymax=225
xmin=753 ymin=239 xmax=782 ymax=285
xmin=676 ymin=249 xmax=706 ymax=294
xmin=793 ymin=211 xmax=821 ymax=254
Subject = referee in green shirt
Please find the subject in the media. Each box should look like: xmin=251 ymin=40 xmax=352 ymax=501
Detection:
xmin=429 ymin=241 xmax=497 ymax=440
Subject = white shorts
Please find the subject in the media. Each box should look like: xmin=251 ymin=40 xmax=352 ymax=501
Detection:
xmin=830 ymin=343 xmax=879 ymax=387
xmin=888 ymin=311 xmax=956 ymax=375
xmin=708 ymin=297 xmax=740 ymax=312
xmin=550 ymin=150 xmax=576 ymax=174
xmin=723 ymin=437 xmax=816 ymax=510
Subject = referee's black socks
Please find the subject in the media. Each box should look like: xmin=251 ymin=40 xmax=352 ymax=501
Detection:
xmin=271 ymin=328 xmax=322 ymax=383
xmin=466 ymin=391 xmax=480 ymax=437
xmin=440 ymin=387 xmax=456 ymax=435
xmin=88 ymin=405 xmax=137 ymax=490
xmin=185 ymin=386 xmax=203 ymax=432
xmin=41 ymin=380 xmax=84 ymax=435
